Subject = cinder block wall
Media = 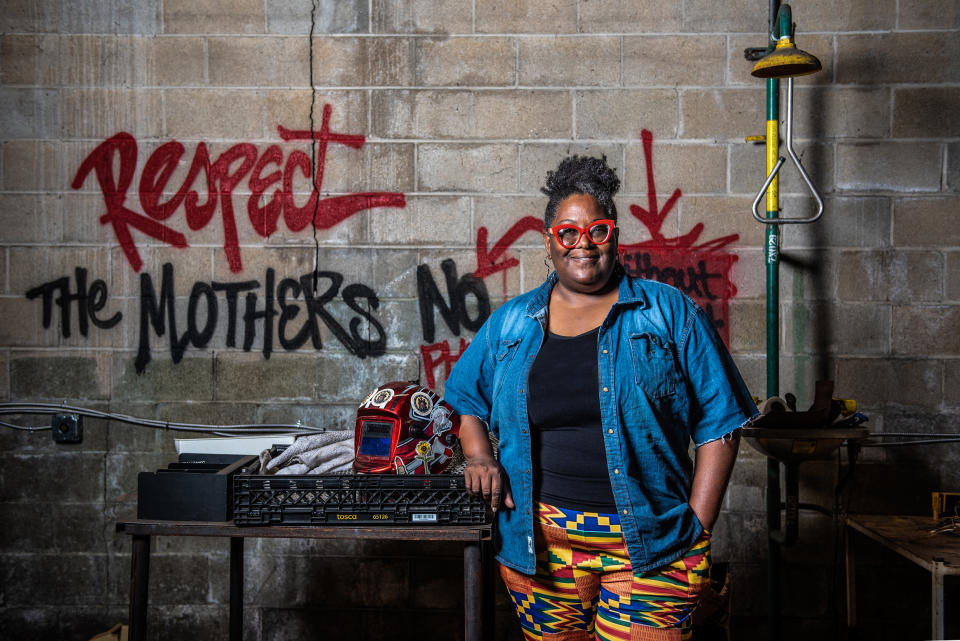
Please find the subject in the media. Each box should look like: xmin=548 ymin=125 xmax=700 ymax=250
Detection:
xmin=1 ymin=1 xmax=957 ymax=639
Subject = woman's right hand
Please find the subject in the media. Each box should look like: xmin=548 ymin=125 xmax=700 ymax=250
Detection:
xmin=464 ymin=456 xmax=514 ymax=513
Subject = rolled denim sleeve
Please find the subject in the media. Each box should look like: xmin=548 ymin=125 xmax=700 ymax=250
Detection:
xmin=679 ymin=303 xmax=757 ymax=446
xmin=443 ymin=319 xmax=495 ymax=429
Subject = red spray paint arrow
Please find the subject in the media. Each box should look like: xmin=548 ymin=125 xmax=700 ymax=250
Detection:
xmin=474 ymin=216 xmax=544 ymax=279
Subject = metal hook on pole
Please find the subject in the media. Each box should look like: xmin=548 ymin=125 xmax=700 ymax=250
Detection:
xmin=751 ymin=77 xmax=824 ymax=225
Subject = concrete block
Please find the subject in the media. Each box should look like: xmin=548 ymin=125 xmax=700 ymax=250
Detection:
xmin=837 ymin=358 xmax=942 ymax=408
xmin=374 ymin=90 xmax=571 ymax=140
xmin=316 ymin=352 xmax=416 ymax=402
xmin=3 ymin=139 xmax=64 ymax=192
xmin=475 ymin=0 xmax=577 ymax=34
xmin=164 ymin=89 xmax=264 ymax=140
xmin=267 ymin=0 xmax=368 ymax=35
xmin=682 ymin=0 xmax=762 ymax=31
xmin=836 ymin=143 xmax=942 ymax=192
xmin=9 ymin=246 xmax=109 ymax=295
xmin=945 ymin=359 xmax=960 ymax=407
xmin=837 ymin=32 xmax=960 ymax=85
xmin=62 ymin=88 xmax=163 ymax=139
xmin=948 ymin=251 xmax=960 ymax=302
xmin=319 ymin=141 xmax=415 ymax=193
xmin=1 ymin=553 xmax=107 ymax=605
xmin=367 ymin=248 xmax=422 ymax=299
xmin=884 ymin=250 xmax=944 ymax=303
xmin=0 ymin=88 xmax=59 ymax=140
xmin=3 ymin=454 xmax=105 ymax=503
xmin=309 ymin=36 xmax=414 ymax=87
xmin=795 ymin=86 xmax=890 ymax=139
xmin=836 ymin=251 xmax=885 ymax=302
xmin=898 ymin=0 xmax=960 ymax=29
xmin=163 ymin=0 xmax=264 ymax=35
xmin=894 ymin=88 xmax=960 ymax=139
xmin=579 ymin=0 xmax=681 ymax=32
xmin=780 ymin=197 xmax=891 ymax=250
xmin=214 ymin=352 xmax=317 ymax=400
xmin=370 ymin=195 xmax=472 ymax=245
xmin=266 ymin=89 xmax=367 ymax=138
xmin=416 ymin=36 xmax=515 ymax=87
xmin=576 ymin=89 xmax=678 ymax=140
xmin=0 ymin=194 xmax=58 ymax=244
xmin=623 ymin=35 xmax=725 ymax=87
xmin=0 ymin=503 xmax=106 ymax=554
xmin=950 ymin=143 xmax=960 ymax=193
xmin=676 ymin=196 xmax=765 ymax=249
xmin=0 ymin=35 xmax=41 ymax=86
xmin=0 ymin=0 xmax=60 ymax=33
xmin=208 ymin=37 xmax=310 ymax=88
xmin=727 ymin=299 xmax=766 ymax=352
xmin=60 ymin=0 xmax=160 ymax=34
xmin=726 ymin=248 xmax=765 ymax=300
xmin=0 ymin=296 xmax=41 ymax=347
xmin=892 ymin=304 xmax=960 ymax=356
xmin=418 ymin=143 xmax=517 ymax=192
xmin=372 ymin=0 xmax=473 ymax=34
xmin=893 ymin=197 xmax=960 ymax=247
xmin=518 ymin=144 xmax=623 ymax=194
xmin=251 ymin=553 xmax=409 ymax=608
xmin=112 ymin=354 xmax=214 ymax=401
xmin=474 ymin=195 xmax=544 ymax=246
xmin=783 ymin=301 xmax=891 ymax=356
xmin=681 ymin=88 xmax=764 ymax=141
xmin=518 ymin=36 xmax=620 ymax=87
xmin=11 ymin=353 xmax=110 ymax=400
xmin=624 ymin=141 xmax=726 ymax=196
xmin=727 ymin=34 xmax=834 ymax=87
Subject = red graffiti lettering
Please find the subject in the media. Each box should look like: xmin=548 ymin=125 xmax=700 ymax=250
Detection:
xmin=420 ymin=338 xmax=469 ymax=390
xmin=71 ymin=104 xmax=406 ymax=273
xmin=619 ymin=129 xmax=739 ymax=344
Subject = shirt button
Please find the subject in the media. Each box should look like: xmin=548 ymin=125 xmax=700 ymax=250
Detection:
xmin=622 ymin=509 xmax=628 ymax=515
xmin=614 ymin=469 xmax=619 ymax=475
xmin=603 ymin=349 xmax=608 ymax=354
xmin=608 ymin=429 xmax=613 ymax=434
xmin=603 ymin=387 xmax=609 ymax=392
xmin=525 ymin=469 xmax=530 ymax=474
xmin=520 ymin=389 xmax=524 ymax=394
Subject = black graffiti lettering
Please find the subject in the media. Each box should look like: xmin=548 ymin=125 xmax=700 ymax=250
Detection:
xmin=188 ymin=281 xmax=218 ymax=348
xmin=137 ymin=263 xmax=189 ymax=372
xmin=342 ymin=283 xmax=386 ymax=358
xmin=211 ymin=279 xmax=259 ymax=347
xmin=242 ymin=268 xmax=277 ymax=356
xmin=621 ymin=253 xmax=721 ymax=301
xmin=25 ymin=268 xmax=121 ymax=338
xmin=277 ymin=277 xmax=311 ymax=351
xmin=417 ymin=259 xmax=490 ymax=343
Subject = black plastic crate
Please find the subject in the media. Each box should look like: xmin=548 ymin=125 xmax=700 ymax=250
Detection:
xmin=233 ymin=473 xmax=489 ymax=526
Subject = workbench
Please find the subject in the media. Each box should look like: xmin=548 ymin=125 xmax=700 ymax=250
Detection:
xmin=116 ymin=517 xmax=495 ymax=641
xmin=846 ymin=514 xmax=960 ymax=639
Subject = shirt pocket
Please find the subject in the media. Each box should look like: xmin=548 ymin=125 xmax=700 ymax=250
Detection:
xmin=628 ymin=332 xmax=681 ymax=399
xmin=492 ymin=337 xmax=523 ymax=399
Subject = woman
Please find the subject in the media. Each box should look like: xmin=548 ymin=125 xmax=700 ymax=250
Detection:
xmin=443 ymin=155 xmax=755 ymax=641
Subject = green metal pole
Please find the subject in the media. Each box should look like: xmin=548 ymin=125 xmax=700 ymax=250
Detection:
xmin=764 ymin=4 xmax=789 ymax=641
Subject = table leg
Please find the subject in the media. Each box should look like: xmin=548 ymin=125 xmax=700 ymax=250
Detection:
xmin=845 ymin=526 xmax=856 ymax=629
xmin=464 ymin=541 xmax=482 ymax=641
xmin=482 ymin=539 xmax=495 ymax=641
xmin=230 ymin=537 xmax=244 ymax=641
xmin=932 ymin=559 xmax=945 ymax=641
xmin=129 ymin=534 xmax=150 ymax=641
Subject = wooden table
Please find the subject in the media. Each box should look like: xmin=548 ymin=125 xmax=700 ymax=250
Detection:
xmin=846 ymin=514 xmax=960 ymax=639
xmin=116 ymin=518 xmax=494 ymax=641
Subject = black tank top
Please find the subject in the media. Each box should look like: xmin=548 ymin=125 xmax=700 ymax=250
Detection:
xmin=527 ymin=327 xmax=617 ymax=513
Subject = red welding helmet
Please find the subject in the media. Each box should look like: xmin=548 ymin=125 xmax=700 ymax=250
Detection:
xmin=353 ymin=382 xmax=461 ymax=474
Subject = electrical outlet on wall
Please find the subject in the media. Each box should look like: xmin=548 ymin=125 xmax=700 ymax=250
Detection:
xmin=51 ymin=414 xmax=82 ymax=444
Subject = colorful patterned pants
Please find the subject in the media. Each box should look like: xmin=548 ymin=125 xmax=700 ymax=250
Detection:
xmin=499 ymin=502 xmax=711 ymax=641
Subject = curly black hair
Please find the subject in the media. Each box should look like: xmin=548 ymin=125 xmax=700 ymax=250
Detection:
xmin=541 ymin=155 xmax=621 ymax=228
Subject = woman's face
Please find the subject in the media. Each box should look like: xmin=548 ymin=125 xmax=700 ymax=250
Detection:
xmin=544 ymin=193 xmax=619 ymax=295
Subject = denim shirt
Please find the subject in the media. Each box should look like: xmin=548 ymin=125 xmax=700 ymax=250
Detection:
xmin=443 ymin=273 xmax=757 ymax=574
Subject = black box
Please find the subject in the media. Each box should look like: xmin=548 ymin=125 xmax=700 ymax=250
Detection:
xmin=137 ymin=454 xmax=259 ymax=521
xmin=233 ymin=473 xmax=488 ymax=526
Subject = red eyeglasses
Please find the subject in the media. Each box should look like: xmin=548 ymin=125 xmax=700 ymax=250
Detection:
xmin=549 ymin=219 xmax=616 ymax=249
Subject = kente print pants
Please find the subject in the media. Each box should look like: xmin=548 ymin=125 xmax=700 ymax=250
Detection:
xmin=499 ymin=502 xmax=712 ymax=641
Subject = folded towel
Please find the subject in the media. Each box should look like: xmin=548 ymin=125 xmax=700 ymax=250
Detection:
xmin=264 ymin=431 xmax=355 ymax=475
